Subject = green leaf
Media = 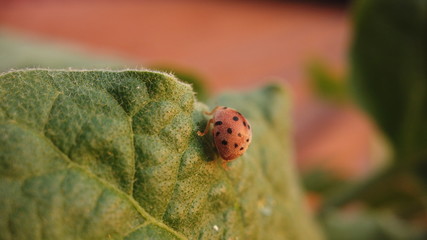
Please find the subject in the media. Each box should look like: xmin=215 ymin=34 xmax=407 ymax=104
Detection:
xmin=350 ymin=0 xmax=427 ymax=162
xmin=0 ymin=69 xmax=322 ymax=239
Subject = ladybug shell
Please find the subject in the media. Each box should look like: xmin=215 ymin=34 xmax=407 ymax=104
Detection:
xmin=212 ymin=107 xmax=252 ymax=160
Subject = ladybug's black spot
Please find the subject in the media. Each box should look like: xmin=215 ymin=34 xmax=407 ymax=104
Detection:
xmin=227 ymin=128 xmax=232 ymax=134
xmin=248 ymin=124 xmax=251 ymax=129
xmin=238 ymin=133 xmax=242 ymax=137
xmin=240 ymin=147 xmax=244 ymax=151
xmin=216 ymin=131 xmax=220 ymax=136
xmin=215 ymin=121 xmax=223 ymax=126
xmin=243 ymin=121 xmax=247 ymax=127
xmin=246 ymin=139 xmax=249 ymax=142
xmin=233 ymin=116 xmax=239 ymax=121
xmin=223 ymin=107 xmax=228 ymax=109
xmin=222 ymin=140 xmax=228 ymax=145
xmin=234 ymin=143 xmax=238 ymax=148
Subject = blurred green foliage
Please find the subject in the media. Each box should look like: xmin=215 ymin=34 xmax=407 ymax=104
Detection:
xmin=302 ymin=169 xmax=349 ymax=196
xmin=322 ymin=210 xmax=425 ymax=240
xmin=307 ymin=61 xmax=349 ymax=104
xmin=350 ymin=0 xmax=427 ymax=165
xmin=349 ymin=0 xmax=427 ymax=213
xmin=313 ymin=0 xmax=427 ymax=239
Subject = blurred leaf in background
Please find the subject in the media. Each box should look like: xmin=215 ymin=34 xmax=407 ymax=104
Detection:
xmin=307 ymin=60 xmax=349 ymax=104
xmin=303 ymin=168 xmax=350 ymax=197
xmin=350 ymin=0 xmax=427 ymax=164
xmin=348 ymin=0 xmax=427 ymax=219
xmin=318 ymin=0 xmax=427 ymax=239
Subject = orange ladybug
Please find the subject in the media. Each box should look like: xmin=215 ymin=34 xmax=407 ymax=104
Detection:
xmin=198 ymin=106 xmax=252 ymax=167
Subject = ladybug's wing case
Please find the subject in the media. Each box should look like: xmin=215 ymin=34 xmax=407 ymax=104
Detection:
xmin=212 ymin=108 xmax=252 ymax=160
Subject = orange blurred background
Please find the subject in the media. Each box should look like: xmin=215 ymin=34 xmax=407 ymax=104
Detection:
xmin=0 ymin=0 xmax=377 ymax=180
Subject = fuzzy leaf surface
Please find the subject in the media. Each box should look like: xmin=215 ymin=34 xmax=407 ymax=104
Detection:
xmin=0 ymin=69 xmax=321 ymax=240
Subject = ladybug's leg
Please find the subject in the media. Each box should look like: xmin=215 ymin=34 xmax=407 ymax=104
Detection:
xmin=204 ymin=106 xmax=221 ymax=115
xmin=221 ymin=160 xmax=230 ymax=170
xmin=197 ymin=118 xmax=214 ymax=136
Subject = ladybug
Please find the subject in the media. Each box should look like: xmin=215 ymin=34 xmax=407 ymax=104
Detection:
xmin=198 ymin=106 xmax=252 ymax=167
